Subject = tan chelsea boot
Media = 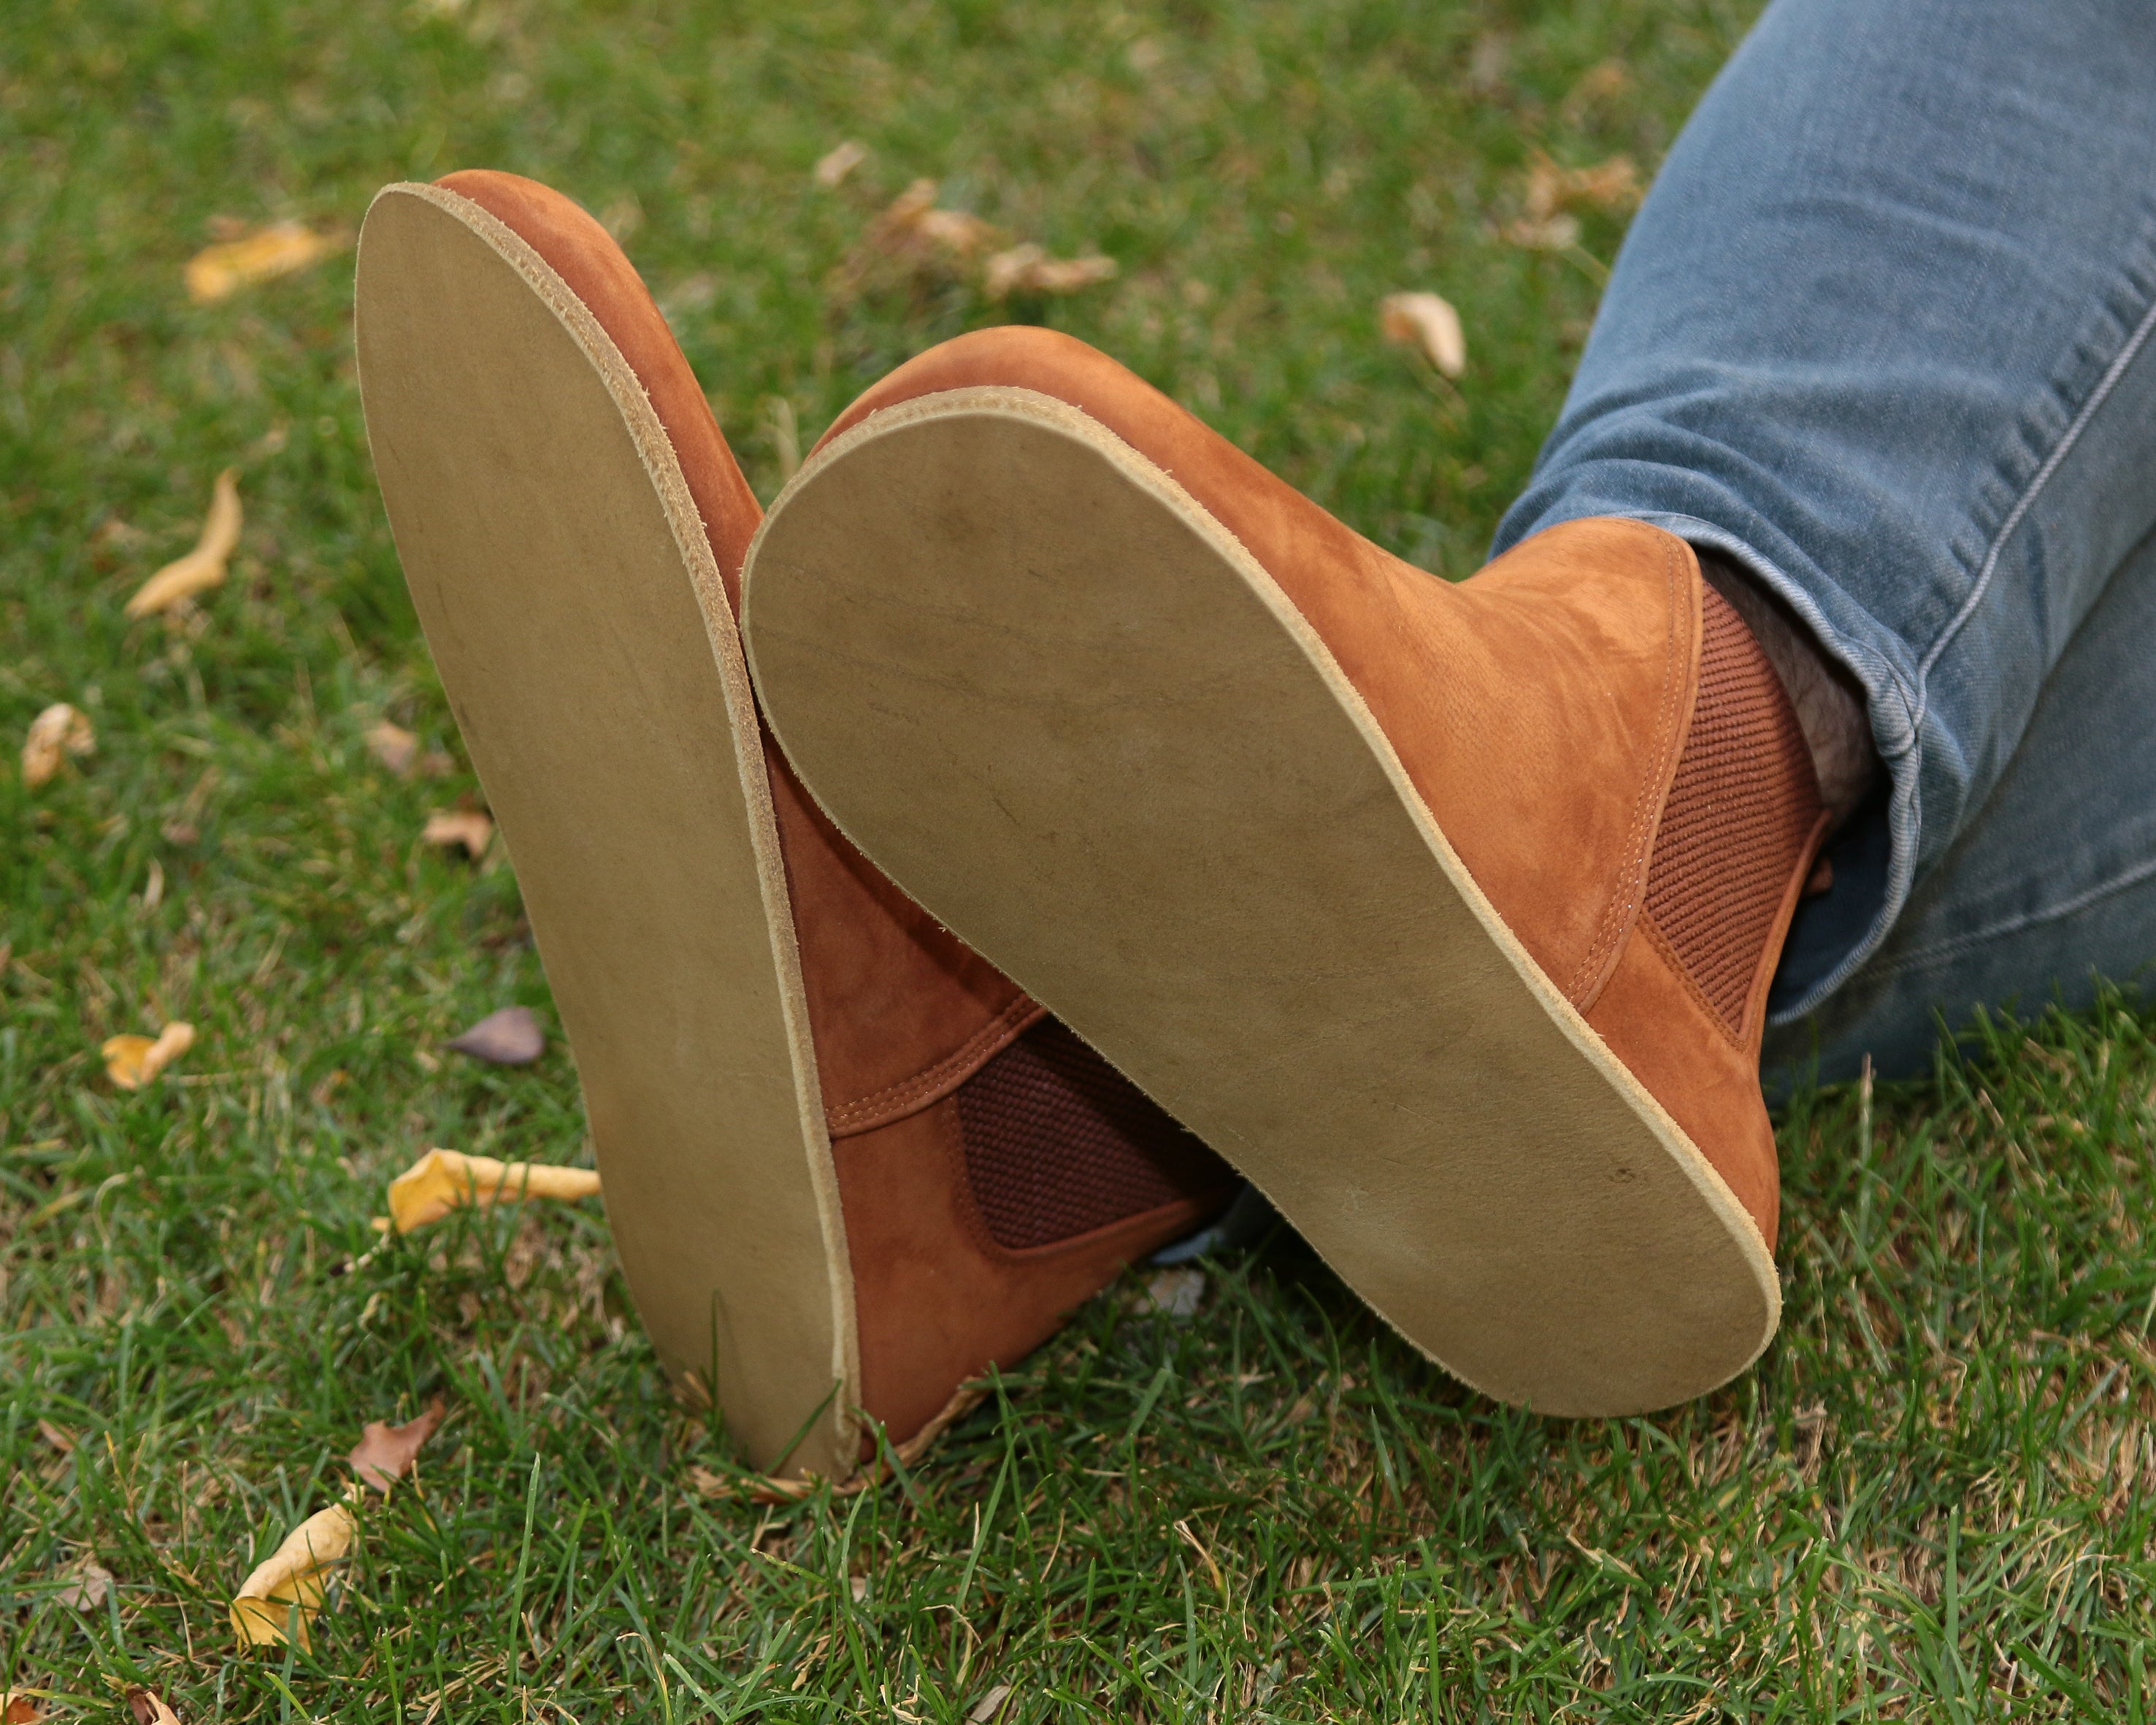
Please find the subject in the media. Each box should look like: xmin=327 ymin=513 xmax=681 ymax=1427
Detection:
xmin=355 ymin=185 xmax=1235 ymax=1479
xmin=742 ymin=327 xmax=1827 ymax=1418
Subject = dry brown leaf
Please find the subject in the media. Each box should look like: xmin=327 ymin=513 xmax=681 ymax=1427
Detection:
xmin=878 ymin=180 xmax=997 ymax=256
xmin=446 ymin=1005 xmax=545 ymax=1066
xmin=969 ymin=1684 xmax=1014 ymax=1724
xmin=185 ymin=221 xmax=340 ymax=305
xmin=54 ymin=1559 xmax=113 ymax=1612
xmin=126 ymin=470 xmax=242 ymax=617
xmin=1503 ymin=212 xmax=1581 ymax=251
xmin=377 ymin=1148 xmax=601 ymax=1234
xmin=1141 ymin=1266 xmax=1206 ymax=1319
xmin=1561 ymin=58 xmax=1631 ymax=122
xmin=2 ymin=1691 xmax=46 ymax=1724
xmin=21 ymin=703 xmax=94 ymax=788
xmin=348 ymin=1397 xmax=447 ymax=1493
xmin=1562 ymin=155 xmax=1642 ymax=211
xmin=37 ymin=1419 xmax=77 ymax=1454
xmin=231 ymin=1499 xmax=357 ymax=1650
xmin=813 ymin=139 xmax=868 ymax=188
xmin=365 ymin=720 xmax=419 ymax=775
xmin=1510 ymin=153 xmax=1640 ymax=250
xmin=421 ymin=808 xmax=494 ymax=858
xmin=832 ymin=180 xmax=1000 ymax=301
xmin=126 ymin=1688 xmax=183 ymax=1725
xmin=983 ymin=243 xmax=1119 ymax=299
xmin=1378 ymin=291 xmax=1467 ymax=378
xmin=102 ymin=1021 xmax=196 ymax=1090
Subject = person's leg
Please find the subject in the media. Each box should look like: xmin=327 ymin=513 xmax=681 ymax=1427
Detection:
xmin=1497 ymin=0 xmax=2156 ymax=1028
xmin=1767 ymin=521 xmax=2156 ymax=1086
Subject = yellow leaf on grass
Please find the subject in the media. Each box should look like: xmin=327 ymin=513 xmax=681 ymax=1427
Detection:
xmin=20 ymin=703 xmax=95 ymax=788
xmin=231 ymin=1499 xmax=357 ymax=1650
xmin=1378 ymin=291 xmax=1467 ymax=378
xmin=421 ymin=808 xmax=494 ymax=858
xmin=377 ymin=1148 xmax=600 ymax=1234
xmin=102 ymin=1021 xmax=196 ymax=1090
xmin=185 ymin=221 xmax=339 ymax=305
xmin=126 ymin=470 xmax=242 ymax=617
xmin=983 ymin=243 xmax=1119 ymax=299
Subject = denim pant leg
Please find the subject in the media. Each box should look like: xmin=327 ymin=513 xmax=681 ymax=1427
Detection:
xmin=1765 ymin=523 xmax=2156 ymax=1087
xmin=1495 ymin=0 xmax=2156 ymax=1038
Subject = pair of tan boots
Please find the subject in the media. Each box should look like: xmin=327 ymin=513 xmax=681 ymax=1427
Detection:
xmin=356 ymin=174 xmax=1827 ymax=1481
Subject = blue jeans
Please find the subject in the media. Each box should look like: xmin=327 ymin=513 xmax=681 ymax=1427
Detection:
xmin=1495 ymin=0 xmax=2156 ymax=1086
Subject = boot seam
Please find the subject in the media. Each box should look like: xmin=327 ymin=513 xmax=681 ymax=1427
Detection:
xmin=1570 ymin=532 xmax=1695 ymax=1009
xmin=825 ymin=993 xmax=1046 ymax=1138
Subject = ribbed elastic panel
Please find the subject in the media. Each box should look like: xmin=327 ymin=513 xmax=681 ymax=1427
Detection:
xmin=954 ymin=1019 xmax=1232 ymax=1252
xmin=1643 ymin=584 xmax=1821 ymax=1036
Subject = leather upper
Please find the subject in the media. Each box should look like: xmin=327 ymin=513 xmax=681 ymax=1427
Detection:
xmin=826 ymin=326 xmax=1826 ymax=1248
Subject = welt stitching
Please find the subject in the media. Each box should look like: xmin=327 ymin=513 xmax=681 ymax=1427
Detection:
xmin=825 ymin=993 xmax=1042 ymax=1134
xmin=1912 ymin=267 xmax=2156 ymax=733
xmin=1569 ymin=535 xmax=1687 ymax=1002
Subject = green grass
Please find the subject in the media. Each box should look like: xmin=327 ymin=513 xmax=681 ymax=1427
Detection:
xmin=5 ymin=0 xmax=2155 ymax=1717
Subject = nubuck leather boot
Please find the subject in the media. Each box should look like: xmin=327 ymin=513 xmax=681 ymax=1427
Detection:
xmin=742 ymin=326 xmax=1827 ymax=1418
xmin=355 ymin=182 xmax=1235 ymax=1480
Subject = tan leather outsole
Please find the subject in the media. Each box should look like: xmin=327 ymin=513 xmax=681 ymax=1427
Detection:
xmin=744 ymin=388 xmax=1781 ymax=1417
xmin=356 ymin=184 xmax=858 ymax=1477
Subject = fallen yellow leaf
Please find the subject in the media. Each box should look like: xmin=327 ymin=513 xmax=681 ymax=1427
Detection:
xmin=983 ymin=243 xmax=1119 ymax=299
xmin=421 ymin=808 xmax=494 ymax=859
xmin=185 ymin=221 xmax=339 ymax=305
xmin=1378 ymin=291 xmax=1467 ymax=378
xmin=126 ymin=470 xmax=242 ymax=617
xmin=20 ymin=703 xmax=94 ymax=788
xmin=377 ymin=1148 xmax=601 ymax=1234
xmin=102 ymin=1022 xmax=196 ymax=1090
xmin=231 ymin=1499 xmax=357 ymax=1651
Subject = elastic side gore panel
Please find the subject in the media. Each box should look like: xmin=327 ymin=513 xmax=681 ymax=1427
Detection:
xmin=956 ymin=1020 xmax=1233 ymax=1251
xmin=1643 ymin=583 xmax=1821 ymax=1036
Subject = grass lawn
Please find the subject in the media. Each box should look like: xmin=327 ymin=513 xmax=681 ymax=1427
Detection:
xmin=6 ymin=0 xmax=2155 ymax=1717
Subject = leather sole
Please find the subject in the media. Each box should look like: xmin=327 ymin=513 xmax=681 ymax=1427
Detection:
xmin=743 ymin=388 xmax=1780 ymax=1417
xmin=356 ymin=185 xmax=857 ymax=1476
